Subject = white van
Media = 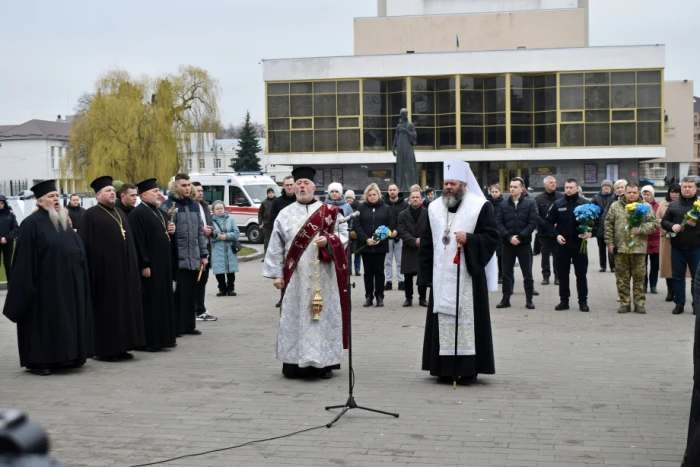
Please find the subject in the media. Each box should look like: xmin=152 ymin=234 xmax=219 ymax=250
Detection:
xmin=185 ymin=172 xmax=281 ymax=243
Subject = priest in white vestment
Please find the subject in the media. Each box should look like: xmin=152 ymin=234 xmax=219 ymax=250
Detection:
xmin=419 ymin=160 xmax=499 ymax=384
xmin=263 ymin=167 xmax=349 ymax=379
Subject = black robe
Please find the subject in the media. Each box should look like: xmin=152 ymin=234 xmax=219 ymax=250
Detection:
xmin=419 ymin=199 xmax=498 ymax=379
xmin=129 ymin=203 xmax=177 ymax=349
xmin=2 ymin=209 xmax=93 ymax=368
xmin=78 ymin=204 xmax=145 ymax=357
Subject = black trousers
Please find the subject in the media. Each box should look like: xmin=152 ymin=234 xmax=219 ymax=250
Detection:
xmin=596 ymin=237 xmax=614 ymax=270
xmin=539 ymin=236 xmax=559 ymax=279
xmin=195 ymin=265 xmax=209 ymax=316
xmin=216 ymin=273 xmax=236 ymax=290
xmin=362 ymin=253 xmax=385 ymax=299
xmin=556 ymin=242 xmax=588 ymax=302
xmin=176 ymin=269 xmax=198 ymax=333
xmin=645 ymin=253 xmax=659 ymax=290
xmin=0 ymin=240 xmax=13 ymax=283
xmin=403 ymin=273 xmax=426 ymax=300
xmin=502 ymin=242 xmax=535 ymax=299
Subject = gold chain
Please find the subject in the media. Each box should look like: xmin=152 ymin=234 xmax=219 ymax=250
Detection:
xmin=98 ymin=204 xmax=126 ymax=240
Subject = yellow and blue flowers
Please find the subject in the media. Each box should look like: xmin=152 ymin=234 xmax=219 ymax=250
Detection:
xmin=680 ymin=200 xmax=700 ymax=232
xmin=574 ymin=204 xmax=601 ymax=254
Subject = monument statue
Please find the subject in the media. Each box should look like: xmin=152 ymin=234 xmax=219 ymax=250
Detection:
xmin=392 ymin=108 xmax=418 ymax=192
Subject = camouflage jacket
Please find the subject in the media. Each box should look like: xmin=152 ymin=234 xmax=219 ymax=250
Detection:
xmin=604 ymin=197 xmax=659 ymax=254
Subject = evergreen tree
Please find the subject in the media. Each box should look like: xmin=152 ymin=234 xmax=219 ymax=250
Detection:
xmin=232 ymin=111 xmax=262 ymax=171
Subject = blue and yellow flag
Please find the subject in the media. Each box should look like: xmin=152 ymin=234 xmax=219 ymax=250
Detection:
xmin=456 ymin=35 xmax=460 ymax=50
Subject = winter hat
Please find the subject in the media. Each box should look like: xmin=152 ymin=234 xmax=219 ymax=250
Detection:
xmin=211 ymin=200 xmax=226 ymax=211
xmin=601 ymin=179 xmax=613 ymax=188
xmin=344 ymin=190 xmax=356 ymax=199
xmin=328 ymin=182 xmax=343 ymax=194
xmin=641 ymin=185 xmax=655 ymax=196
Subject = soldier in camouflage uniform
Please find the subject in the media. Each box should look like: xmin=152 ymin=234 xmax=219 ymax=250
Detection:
xmin=604 ymin=182 xmax=659 ymax=314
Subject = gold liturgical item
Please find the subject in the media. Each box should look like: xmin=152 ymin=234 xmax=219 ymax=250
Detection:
xmin=312 ymin=288 xmax=323 ymax=320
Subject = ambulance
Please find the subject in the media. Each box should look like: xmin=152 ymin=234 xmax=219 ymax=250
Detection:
xmin=185 ymin=172 xmax=281 ymax=243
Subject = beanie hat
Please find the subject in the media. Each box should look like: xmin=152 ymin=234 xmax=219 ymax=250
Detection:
xmin=601 ymin=179 xmax=613 ymax=188
xmin=211 ymin=200 xmax=226 ymax=210
xmin=641 ymin=185 xmax=655 ymax=196
xmin=344 ymin=190 xmax=356 ymax=199
xmin=328 ymin=182 xmax=343 ymax=194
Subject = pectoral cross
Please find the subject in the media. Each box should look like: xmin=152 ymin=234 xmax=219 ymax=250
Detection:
xmin=121 ymin=227 xmax=126 ymax=240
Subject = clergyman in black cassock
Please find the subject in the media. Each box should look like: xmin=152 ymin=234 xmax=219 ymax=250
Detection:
xmin=129 ymin=179 xmax=178 ymax=350
xmin=2 ymin=180 xmax=93 ymax=375
xmin=78 ymin=176 xmax=145 ymax=360
xmin=419 ymin=161 xmax=498 ymax=383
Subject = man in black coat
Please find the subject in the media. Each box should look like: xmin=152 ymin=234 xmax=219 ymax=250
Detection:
xmin=545 ymin=178 xmax=591 ymax=312
xmin=384 ymin=184 xmax=408 ymax=290
xmin=115 ymin=183 xmax=138 ymax=216
xmin=534 ymin=176 xmax=564 ymax=286
xmin=398 ymin=190 xmax=428 ymax=307
xmin=66 ymin=194 xmax=87 ymax=231
xmin=495 ymin=177 xmax=537 ymax=310
xmin=590 ymin=179 xmax=614 ymax=272
xmin=0 ymin=195 xmax=19 ymax=283
xmin=266 ymin=175 xmax=296 ymax=307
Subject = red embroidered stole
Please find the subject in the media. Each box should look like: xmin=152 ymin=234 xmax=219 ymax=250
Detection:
xmin=282 ymin=203 xmax=349 ymax=348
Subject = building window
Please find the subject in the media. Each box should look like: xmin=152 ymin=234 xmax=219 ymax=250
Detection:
xmin=363 ymin=79 xmax=406 ymax=151
xmin=229 ymin=157 xmax=235 ymax=168
xmin=412 ymin=77 xmax=456 ymax=150
xmin=214 ymin=158 xmax=221 ymax=169
xmin=460 ymin=76 xmax=506 ymax=149
xmin=51 ymin=146 xmax=56 ymax=169
xmin=560 ymin=71 xmax=662 ymax=147
xmin=510 ymin=74 xmax=557 ymax=148
xmin=199 ymin=159 xmax=205 ymax=169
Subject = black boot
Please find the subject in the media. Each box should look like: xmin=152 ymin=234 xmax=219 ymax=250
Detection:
xmin=665 ymin=279 xmax=674 ymax=302
xmin=363 ymin=296 xmax=373 ymax=307
xmin=375 ymin=296 xmax=384 ymax=307
xmin=526 ymin=300 xmax=535 ymax=310
xmin=496 ymin=297 xmax=511 ymax=309
xmin=402 ymin=299 xmax=412 ymax=307
xmin=227 ymin=286 xmax=237 ymax=296
xmin=216 ymin=288 xmax=227 ymax=297
xmin=579 ymin=301 xmax=590 ymax=312
xmin=419 ymin=297 xmax=429 ymax=307
xmin=555 ymin=300 xmax=570 ymax=310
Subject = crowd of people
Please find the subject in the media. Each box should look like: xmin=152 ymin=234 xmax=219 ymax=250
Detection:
xmin=1 ymin=173 xmax=242 ymax=376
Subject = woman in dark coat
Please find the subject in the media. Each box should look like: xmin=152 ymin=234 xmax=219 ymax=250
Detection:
xmin=487 ymin=185 xmax=504 ymax=283
xmin=354 ymin=183 xmax=397 ymax=308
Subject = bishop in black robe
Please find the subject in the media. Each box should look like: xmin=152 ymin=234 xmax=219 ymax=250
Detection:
xmin=2 ymin=183 xmax=93 ymax=375
xmin=78 ymin=177 xmax=144 ymax=360
xmin=129 ymin=181 xmax=178 ymax=350
xmin=419 ymin=189 xmax=498 ymax=382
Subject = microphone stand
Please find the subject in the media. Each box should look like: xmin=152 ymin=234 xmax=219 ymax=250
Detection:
xmin=325 ymin=221 xmax=399 ymax=428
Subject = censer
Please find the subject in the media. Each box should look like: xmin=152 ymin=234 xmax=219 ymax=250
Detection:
xmin=312 ymin=288 xmax=323 ymax=320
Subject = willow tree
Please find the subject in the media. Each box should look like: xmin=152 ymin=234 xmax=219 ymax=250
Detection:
xmin=63 ymin=66 xmax=220 ymax=186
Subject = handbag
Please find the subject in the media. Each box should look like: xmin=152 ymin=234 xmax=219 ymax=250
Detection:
xmin=213 ymin=218 xmax=242 ymax=254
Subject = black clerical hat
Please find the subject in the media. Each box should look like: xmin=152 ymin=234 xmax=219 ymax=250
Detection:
xmin=292 ymin=166 xmax=316 ymax=182
xmin=30 ymin=180 xmax=58 ymax=199
xmin=90 ymin=175 xmax=113 ymax=193
xmin=136 ymin=178 xmax=159 ymax=194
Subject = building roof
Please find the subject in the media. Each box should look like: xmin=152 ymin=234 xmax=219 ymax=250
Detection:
xmin=0 ymin=119 xmax=71 ymax=141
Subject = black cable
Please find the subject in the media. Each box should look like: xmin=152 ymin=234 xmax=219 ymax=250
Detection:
xmin=128 ymin=424 xmax=326 ymax=467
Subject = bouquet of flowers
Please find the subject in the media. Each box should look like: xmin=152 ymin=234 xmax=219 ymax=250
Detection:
xmin=624 ymin=202 xmax=651 ymax=247
xmin=573 ymin=204 xmax=601 ymax=254
xmin=354 ymin=225 xmax=392 ymax=255
xmin=680 ymin=200 xmax=700 ymax=232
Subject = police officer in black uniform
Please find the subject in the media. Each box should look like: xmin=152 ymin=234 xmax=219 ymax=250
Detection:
xmin=545 ymin=178 xmax=591 ymax=312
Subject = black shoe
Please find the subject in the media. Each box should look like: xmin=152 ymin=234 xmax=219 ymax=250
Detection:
xmin=496 ymin=299 xmax=511 ymax=309
xmin=672 ymin=306 xmax=684 ymax=315
xmin=402 ymin=299 xmax=412 ymax=307
xmin=541 ymin=278 xmax=549 ymax=285
xmin=665 ymin=292 xmax=674 ymax=302
xmin=227 ymin=289 xmax=237 ymax=296
xmin=216 ymin=290 xmax=227 ymax=297
xmin=275 ymin=300 xmax=282 ymax=308
xmin=579 ymin=302 xmax=590 ymax=312
xmin=599 ymin=268 xmax=606 ymax=272
xmin=650 ymin=287 xmax=658 ymax=294
xmin=555 ymin=301 xmax=569 ymax=310
xmin=363 ymin=296 xmax=373 ymax=307
xmin=532 ymin=290 xmax=539 ymax=296
xmin=398 ymin=281 xmax=405 ymax=291
xmin=610 ymin=268 xmax=615 ymax=273
xmin=355 ymin=271 xmax=361 ymax=276
xmin=320 ymin=369 xmax=333 ymax=379
xmin=384 ymin=282 xmax=393 ymax=290
xmin=184 ymin=329 xmax=202 ymax=335
xmin=29 ymin=368 xmax=52 ymax=376
xmin=419 ymin=298 xmax=429 ymax=307
xmin=375 ymin=297 xmax=384 ymax=307
xmin=116 ymin=352 xmax=134 ymax=360
xmin=526 ymin=301 xmax=535 ymax=310
xmin=554 ymin=278 xmax=560 ymax=285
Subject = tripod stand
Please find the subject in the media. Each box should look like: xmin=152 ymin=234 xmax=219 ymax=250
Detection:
xmin=325 ymin=248 xmax=399 ymax=428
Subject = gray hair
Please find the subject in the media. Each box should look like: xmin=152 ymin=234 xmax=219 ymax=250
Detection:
xmin=410 ymin=184 xmax=422 ymax=194
xmin=211 ymin=200 xmax=226 ymax=210
xmin=682 ymin=176 xmax=696 ymax=184
xmin=543 ymin=176 xmax=556 ymax=183
xmin=614 ymin=179 xmax=628 ymax=189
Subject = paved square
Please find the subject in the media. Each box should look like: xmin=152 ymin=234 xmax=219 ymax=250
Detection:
xmin=0 ymin=247 xmax=693 ymax=466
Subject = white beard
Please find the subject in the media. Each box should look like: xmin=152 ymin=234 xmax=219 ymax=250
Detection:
xmin=47 ymin=206 xmax=69 ymax=231
xmin=296 ymin=193 xmax=314 ymax=204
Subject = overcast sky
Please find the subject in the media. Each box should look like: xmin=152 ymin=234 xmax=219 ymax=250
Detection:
xmin=0 ymin=0 xmax=697 ymax=126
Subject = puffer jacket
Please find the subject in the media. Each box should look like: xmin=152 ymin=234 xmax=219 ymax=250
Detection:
xmin=661 ymin=195 xmax=700 ymax=250
xmin=162 ymin=184 xmax=208 ymax=271
xmin=496 ymin=195 xmax=537 ymax=244
xmin=211 ymin=213 xmax=240 ymax=275
xmin=604 ymin=197 xmax=659 ymax=255
xmin=646 ymin=199 xmax=660 ymax=254
xmin=0 ymin=195 xmax=19 ymax=240
xmin=354 ymin=199 xmax=395 ymax=255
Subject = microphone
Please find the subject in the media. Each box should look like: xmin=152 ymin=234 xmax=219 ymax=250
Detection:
xmin=339 ymin=211 xmax=360 ymax=224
